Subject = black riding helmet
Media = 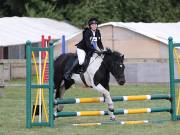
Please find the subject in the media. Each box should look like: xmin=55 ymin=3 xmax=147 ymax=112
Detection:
xmin=88 ymin=18 xmax=98 ymax=26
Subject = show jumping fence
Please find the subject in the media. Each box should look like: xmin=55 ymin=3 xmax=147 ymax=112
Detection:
xmin=26 ymin=37 xmax=180 ymax=128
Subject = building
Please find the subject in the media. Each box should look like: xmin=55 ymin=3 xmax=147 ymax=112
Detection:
xmin=0 ymin=17 xmax=80 ymax=80
xmin=0 ymin=16 xmax=80 ymax=59
xmin=67 ymin=22 xmax=180 ymax=59
xmin=1 ymin=18 xmax=180 ymax=83
xmin=66 ymin=22 xmax=180 ymax=83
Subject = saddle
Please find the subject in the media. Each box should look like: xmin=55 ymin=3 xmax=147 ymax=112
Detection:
xmin=69 ymin=53 xmax=92 ymax=87
xmin=69 ymin=54 xmax=91 ymax=74
xmin=73 ymin=53 xmax=91 ymax=74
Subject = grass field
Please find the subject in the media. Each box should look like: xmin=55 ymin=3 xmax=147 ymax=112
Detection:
xmin=0 ymin=80 xmax=180 ymax=135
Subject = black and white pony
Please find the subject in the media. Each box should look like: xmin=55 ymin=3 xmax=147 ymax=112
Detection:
xmin=54 ymin=49 xmax=125 ymax=120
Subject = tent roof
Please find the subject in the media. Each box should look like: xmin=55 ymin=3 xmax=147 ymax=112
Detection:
xmin=2 ymin=18 xmax=179 ymax=47
xmin=99 ymin=22 xmax=180 ymax=44
xmin=0 ymin=17 xmax=80 ymax=46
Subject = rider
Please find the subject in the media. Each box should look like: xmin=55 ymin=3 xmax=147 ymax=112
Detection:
xmin=64 ymin=17 xmax=104 ymax=80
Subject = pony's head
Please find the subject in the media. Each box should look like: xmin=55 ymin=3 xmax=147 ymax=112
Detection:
xmin=103 ymin=48 xmax=125 ymax=85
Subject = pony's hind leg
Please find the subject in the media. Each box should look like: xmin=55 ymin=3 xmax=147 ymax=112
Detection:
xmin=54 ymin=80 xmax=66 ymax=113
xmin=55 ymin=79 xmax=75 ymax=113
xmin=57 ymin=80 xmax=66 ymax=112
xmin=92 ymin=84 xmax=115 ymax=121
xmin=54 ymin=88 xmax=59 ymax=113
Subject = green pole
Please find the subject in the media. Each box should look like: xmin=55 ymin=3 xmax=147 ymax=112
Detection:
xmin=26 ymin=41 xmax=32 ymax=128
xmin=168 ymin=37 xmax=177 ymax=121
xmin=49 ymin=41 xmax=54 ymax=127
xmin=55 ymin=107 xmax=171 ymax=117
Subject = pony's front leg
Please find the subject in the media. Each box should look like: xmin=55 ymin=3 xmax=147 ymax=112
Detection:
xmin=92 ymin=84 xmax=115 ymax=121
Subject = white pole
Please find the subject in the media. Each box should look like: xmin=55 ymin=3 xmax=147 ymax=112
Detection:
xmin=38 ymin=51 xmax=42 ymax=122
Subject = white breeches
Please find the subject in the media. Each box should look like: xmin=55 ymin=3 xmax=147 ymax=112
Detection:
xmin=77 ymin=48 xmax=86 ymax=65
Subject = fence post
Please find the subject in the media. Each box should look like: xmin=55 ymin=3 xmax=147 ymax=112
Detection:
xmin=49 ymin=41 xmax=54 ymax=127
xmin=168 ymin=37 xmax=177 ymax=121
xmin=26 ymin=41 xmax=32 ymax=128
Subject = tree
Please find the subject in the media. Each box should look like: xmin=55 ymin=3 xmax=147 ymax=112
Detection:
xmin=0 ymin=0 xmax=180 ymax=27
xmin=25 ymin=0 xmax=63 ymax=20
xmin=0 ymin=0 xmax=28 ymax=16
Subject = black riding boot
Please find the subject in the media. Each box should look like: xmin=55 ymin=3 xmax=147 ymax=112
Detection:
xmin=64 ymin=59 xmax=79 ymax=80
xmin=79 ymin=65 xmax=84 ymax=73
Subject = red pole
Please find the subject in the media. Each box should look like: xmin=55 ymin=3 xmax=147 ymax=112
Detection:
xmin=41 ymin=35 xmax=45 ymax=58
xmin=48 ymin=36 xmax=51 ymax=45
xmin=43 ymin=35 xmax=51 ymax=83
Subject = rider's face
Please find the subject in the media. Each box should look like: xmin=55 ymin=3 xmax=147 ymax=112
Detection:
xmin=90 ymin=23 xmax=97 ymax=31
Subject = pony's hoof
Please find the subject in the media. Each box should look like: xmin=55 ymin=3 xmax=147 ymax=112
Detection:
xmin=110 ymin=115 xmax=116 ymax=121
xmin=57 ymin=105 xmax=64 ymax=112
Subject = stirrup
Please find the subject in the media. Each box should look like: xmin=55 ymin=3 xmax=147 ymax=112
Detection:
xmin=79 ymin=67 xmax=84 ymax=73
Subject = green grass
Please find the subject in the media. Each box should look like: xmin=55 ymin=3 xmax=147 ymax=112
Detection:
xmin=0 ymin=81 xmax=180 ymax=135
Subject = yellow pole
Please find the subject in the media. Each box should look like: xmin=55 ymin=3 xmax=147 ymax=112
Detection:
xmin=127 ymin=108 xmax=148 ymax=114
xmin=126 ymin=95 xmax=148 ymax=101
xmin=80 ymin=111 xmax=102 ymax=116
xmin=124 ymin=120 xmax=147 ymax=124
xmin=31 ymin=52 xmax=40 ymax=122
xmin=79 ymin=97 xmax=101 ymax=103
xmin=173 ymin=48 xmax=180 ymax=114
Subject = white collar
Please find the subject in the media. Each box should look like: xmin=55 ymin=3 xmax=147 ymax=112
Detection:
xmin=91 ymin=30 xmax=96 ymax=36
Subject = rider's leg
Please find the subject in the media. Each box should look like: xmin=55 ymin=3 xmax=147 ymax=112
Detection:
xmin=64 ymin=58 xmax=79 ymax=80
xmin=77 ymin=48 xmax=86 ymax=72
xmin=64 ymin=48 xmax=86 ymax=80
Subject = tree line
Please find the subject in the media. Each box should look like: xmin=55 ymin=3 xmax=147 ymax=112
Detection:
xmin=0 ymin=0 xmax=180 ymax=27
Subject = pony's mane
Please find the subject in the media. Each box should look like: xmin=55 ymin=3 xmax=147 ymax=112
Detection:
xmin=105 ymin=48 xmax=123 ymax=58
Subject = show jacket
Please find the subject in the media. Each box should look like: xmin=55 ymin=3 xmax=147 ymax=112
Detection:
xmin=76 ymin=28 xmax=104 ymax=53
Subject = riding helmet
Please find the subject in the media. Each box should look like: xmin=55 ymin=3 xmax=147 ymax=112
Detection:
xmin=88 ymin=18 xmax=99 ymax=26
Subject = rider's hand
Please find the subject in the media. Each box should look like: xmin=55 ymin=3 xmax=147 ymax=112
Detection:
xmin=95 ymin=50 xmax=101 ymax=56
xmin=98 ymin=52 xmax=101 ymax=56
xmin=100 ymin=48 xmax=106 ymax=53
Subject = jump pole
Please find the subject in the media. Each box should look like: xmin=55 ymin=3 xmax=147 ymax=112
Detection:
xmin=54 ymin=94 xmax=170 ymax=105
xmin=54 ymin=107 xmax=171 ymax=117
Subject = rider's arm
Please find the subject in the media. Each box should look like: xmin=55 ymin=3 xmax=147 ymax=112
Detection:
xmin=97 ymin=30 xmax=104 ymax=51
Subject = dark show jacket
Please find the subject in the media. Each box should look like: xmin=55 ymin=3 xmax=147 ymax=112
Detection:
xmin=76 ymin=28 xmax=104 ymax=53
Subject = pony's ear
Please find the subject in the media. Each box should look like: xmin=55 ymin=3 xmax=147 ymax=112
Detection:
xmin=121 ymin=54 xmax=124 ymax=60
xmin=105 ymin=48 xmax=112 ymax=54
